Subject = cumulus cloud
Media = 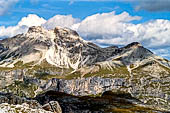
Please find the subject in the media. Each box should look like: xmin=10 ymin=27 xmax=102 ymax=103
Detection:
xmin=0 ymin=0 xmax=19 ymax=16
xmin=43 ymin=15 xmax=80 ymax=29
xmin=75 ymin=11 xmax=141 ymax=41
xmin=135 ymin=0 xmax=170 ymax=12
xmin=18 ymin=14 xmax=46 ymax=27
xmin=0 ymin=14 xmax=46 ymax=38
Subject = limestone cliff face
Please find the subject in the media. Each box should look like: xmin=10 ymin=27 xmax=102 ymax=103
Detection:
xmin=0 ymin=26 xmax=169 ymax=111
xmin=33 ymin=74 xmax=169 ymax=110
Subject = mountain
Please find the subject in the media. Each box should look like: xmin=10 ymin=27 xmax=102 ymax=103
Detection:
xmin=0 ymin=26 xmax=169 ymax=112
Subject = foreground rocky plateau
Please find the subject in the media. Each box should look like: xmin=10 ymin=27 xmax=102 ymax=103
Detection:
xmin=0 ymin=26 xmax=169 ymax=112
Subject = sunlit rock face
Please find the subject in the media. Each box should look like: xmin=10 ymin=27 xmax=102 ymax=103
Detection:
xmin=0 ymin=26 xmax=169 ymax=112
xmin=0 ymin=103 xmax=53 ymax=113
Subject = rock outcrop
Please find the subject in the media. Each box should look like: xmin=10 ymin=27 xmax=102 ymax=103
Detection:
xmin=42 ymin=101 xmax=62 ymax=113
xmin=0 ymin=103 xmax=53 ymax=113
xmin=33 ymin=75 xmax=169 ymax=111
xmin=0 ymin=92 xmax=62 ymax=113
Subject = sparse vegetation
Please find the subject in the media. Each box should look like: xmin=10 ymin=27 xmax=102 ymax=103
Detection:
xmin=83 ymin=66 xmax=129 ymax=78
xmin=5 ymin=80 xmax=38 ymax=98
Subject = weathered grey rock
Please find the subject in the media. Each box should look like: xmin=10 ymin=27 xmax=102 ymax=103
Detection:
xmin=0 ymin=92 xmax=41 ymax=109
xmin=35 ymin=76 xmax=170 ymax=111
xmin=42 ymin=101 xmax=62 ymax=113
xmin=41 ymin=77 xmax=127 ymax=96
xmin=0 ymin=103 xmax=53 ymax=113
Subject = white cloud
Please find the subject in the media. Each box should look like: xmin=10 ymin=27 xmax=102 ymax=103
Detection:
xmin=75 ymin=11 xmax=141 ymax=44
xmin=43 ymin=15 xmax=80 ymax=29
xmin=18 ymin=14 xmax=46 ymax=27
xmin=0 ymin=14 xmax=46 ymax=38
xmin=0 ymin=0 xmax=19 ymax=16
xmin=0 ymin=25 xmax=27 ymax=38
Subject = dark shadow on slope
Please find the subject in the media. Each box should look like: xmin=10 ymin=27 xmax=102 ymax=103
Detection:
xmin=0 ymin=90 xmax=167 ymax=113
xmin=35 ymin=90 xmax=164 ymax=113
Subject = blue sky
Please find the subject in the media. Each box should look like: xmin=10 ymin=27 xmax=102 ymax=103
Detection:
xmin=0 ymin=0 xmax=170 ymax=59
xmin=1 ymin=0 xmax=170 ymax=26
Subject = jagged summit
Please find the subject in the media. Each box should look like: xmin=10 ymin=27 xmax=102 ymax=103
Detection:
xmin=124 ymin=42 xmax=142 ymax=49
xmin=27 ymin=26 xmax=82 ymax=41
xmin=27 ymin=26 xmax=46 ymax=33
xmin=0 ymin=26 xmax=86 ymax=69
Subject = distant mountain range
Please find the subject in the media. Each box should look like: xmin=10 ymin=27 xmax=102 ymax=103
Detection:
xmin=0 ymin=26 xmax=169 ymax=112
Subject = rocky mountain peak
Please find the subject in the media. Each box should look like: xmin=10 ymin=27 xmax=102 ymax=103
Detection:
xmin=27 ymin=26 xmax=83 ymax=43
xmin=27 ymin=26 xmax=46 ymax=33
xmin=124 ymin=42 xmax=142 ymax=49
xmin=54 ymin=26 xmax=83 ymax=42
xmin=54 ymin=26 xmax=79 ymax=37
